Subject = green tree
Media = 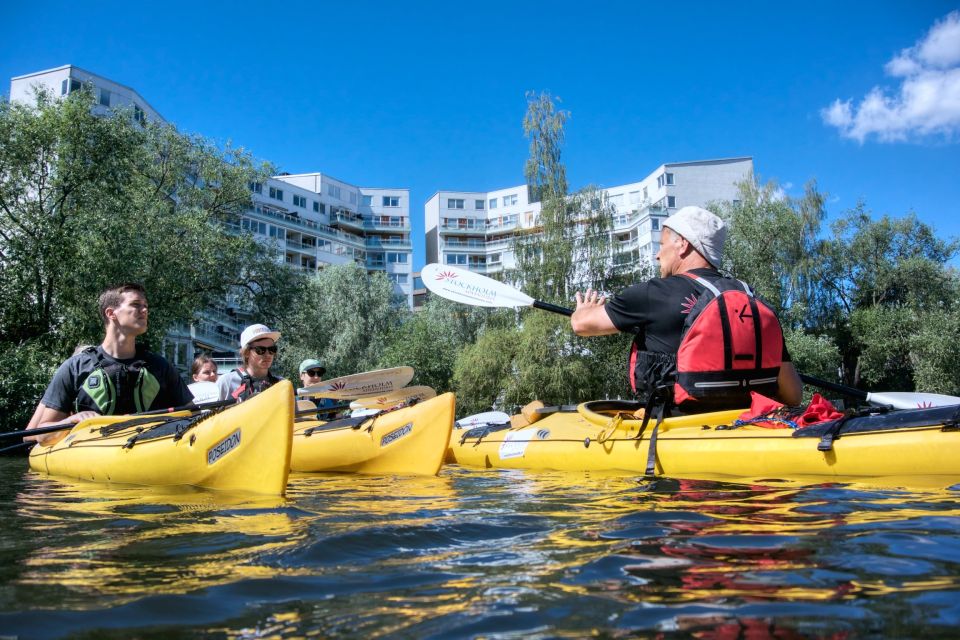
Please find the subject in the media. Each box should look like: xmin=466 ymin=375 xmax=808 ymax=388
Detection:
xmin=379 ymin=296 xmax=490 ymax=394
xmin=275 ymin=263 xmax=405 ymax=380
xmin=0 ymin=88 xmax=294 ymax=430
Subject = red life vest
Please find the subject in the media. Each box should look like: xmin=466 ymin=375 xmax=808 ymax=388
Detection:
xmin=673 ymin=273 xmax=784 ymax=408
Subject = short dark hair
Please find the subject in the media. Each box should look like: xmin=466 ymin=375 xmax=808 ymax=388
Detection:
xmin=98 ymin=283 xmax=146 ymax=324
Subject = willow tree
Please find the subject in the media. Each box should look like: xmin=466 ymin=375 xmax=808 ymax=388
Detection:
xmin=512 ymin=92 xmax=616 ymax=303
xmin=0 ymin=88 xmax=293 ymax=430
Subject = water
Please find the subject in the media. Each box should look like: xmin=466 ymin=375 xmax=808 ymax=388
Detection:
xmin=1 ymin=459 xmax=960 ymax=639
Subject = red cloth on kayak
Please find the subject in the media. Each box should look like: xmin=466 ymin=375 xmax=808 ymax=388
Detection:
xmin=798 ymin=393 xmax=844 ymax=426
xmin=739 ymin=391 xmax=784 ymax=419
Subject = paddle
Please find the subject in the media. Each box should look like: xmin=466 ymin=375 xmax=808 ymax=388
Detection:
xmin=454 ymin=410 xmax=511 ymax=429
xmin=421 ymin=263 xmax=573 ymax=316
xmin=0 ymin=397 xmax=239 ymax=442
xmin=423 ymin=263 xmax=960 ymax=412
xmin=188 ymin=381 xmax=220 ymax=404
xmin=298 ymin=366 xmax=415 ymax=399
xmin=349 ymin=386 xmax=437 ymax=410
xmin=800 ymin=373 xmax=960 ymax=410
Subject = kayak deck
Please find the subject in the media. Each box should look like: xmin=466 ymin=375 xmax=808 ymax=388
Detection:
xmin=292 ymin=392 xmax=455 ymax=475
xmin=28 ymin=381 xmax=294 ymax=495
xmin=448 ymin=401 xmax=960 ymax=479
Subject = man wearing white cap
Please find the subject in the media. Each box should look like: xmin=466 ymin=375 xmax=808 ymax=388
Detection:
xmin=217 ymin=323 xmax=285 ymax=401
xmin=571 ymin=206 xmax=802 ymax=412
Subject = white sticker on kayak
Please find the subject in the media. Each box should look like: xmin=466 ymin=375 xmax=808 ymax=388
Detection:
xmin=381 ymin=422 xmax=413 ymax=447
xmin=499 ymin=428 xmax=538 ymax=459
xmin=207 ymin=429 xmax=241 ymax=465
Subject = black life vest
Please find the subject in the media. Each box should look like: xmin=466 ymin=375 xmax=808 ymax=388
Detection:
xmin=629 ymin=273 xmax=784 ymax=411
xmin=232 ymin=368 xmax=281 ymax=402
xmin=75 ymin=346 xmax=161 ymax=415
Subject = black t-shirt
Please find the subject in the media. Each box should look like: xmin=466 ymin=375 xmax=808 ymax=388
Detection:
xmin=41 ymin=346 xmax=193 ymax=414
xmin=604 ymin=268 xmax=791 ymax=361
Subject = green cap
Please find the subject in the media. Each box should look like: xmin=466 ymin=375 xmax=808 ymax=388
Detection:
xmin=299 ymin=358 xmax=325 ymax=375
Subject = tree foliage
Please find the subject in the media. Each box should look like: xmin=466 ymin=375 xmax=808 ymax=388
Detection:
xmin=275 ymin=263 xmax=405 ymax=380
xmin=0 ymin=88 xmax=296 ymax=430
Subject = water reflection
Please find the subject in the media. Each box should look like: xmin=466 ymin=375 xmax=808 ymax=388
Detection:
xmin=0 ymin=461 xmax=959 ymax=638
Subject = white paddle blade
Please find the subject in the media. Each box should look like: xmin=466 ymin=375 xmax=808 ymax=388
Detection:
xmin=188 ymin=381 xmax=220 ymax=405
xmin=867 ymin=391 xmax=960 ymax=409
xmin=421 ymin=263 xmax=534 ymax=309
xmin=455 ymin=411 xmax=511 ymax=429
xmin=298 ymin=366 xmax=415 ymax=399
xmin=349 ymin=386 xmax=437 ymax=409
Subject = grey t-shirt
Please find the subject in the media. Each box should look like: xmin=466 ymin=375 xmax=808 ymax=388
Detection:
xmin=217 ymin=368 xmax=284 ymax=401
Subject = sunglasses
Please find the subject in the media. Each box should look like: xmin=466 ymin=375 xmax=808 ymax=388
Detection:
xmin=303 ymin=369 xmax=324 ymax=377
xmin=251 ymin=345 xmax=278 ymax=355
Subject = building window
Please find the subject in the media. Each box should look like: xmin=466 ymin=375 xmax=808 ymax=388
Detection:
xmin=362 ymin=195 xmax=373 ymax=206
xmin=99 ymin=88 xmax=110 ymax=107
xmin=445 ymin=254 xmax=467 ymax=265
xmin=134 ymin=105 xmax=145 ymax=124
xmin=643 ymin=186 xmax=648 ymax=200
xmin=349 ymin=192 xmax=357 ymax=204
xmin=475 ymin=199 xmax=485 ymax=210
xmin=327 ymin=184 xmax=341 ymax=199
xmin=388 ymin=273 xmax=409 ymax=285
xmin=383 ymin=196 xmax=400 ymax=207
xmin=490 ymin=253 xmax=501 ymax=264
xmin=447 ymin=198 xmax=464 ymax=209
xmin=269 ymin=186 xmax=284 ymax=201
xmin=269 ymin=225 xmax=285 ymax=239
xmin=667 ymin=196 xmax=676 ymax=208
xmin=489 ymin=198 xmax=498 ymax=209
xmin=502 ymin=194 xmax=518 ymax=206
xmin=666 ymin=173 xmax=674 ymax=185
xmin=293 ymin=194 xmax=307 ymax=207
xmin=657 ymin=173 xmax=676 ymax=188
xmin=651 ymin=219 xmax=660 ymax=231
xmin=387 ymin=252 xmax=408 ymax=264
xmin=313 ymin=201 xmax=320 ymax=212
xmin=249 ymin=182 xmax=263 ymax=194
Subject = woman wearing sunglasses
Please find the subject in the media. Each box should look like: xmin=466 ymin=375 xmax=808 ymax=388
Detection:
xmin=217 ymin=324 xmax=285 ymax=401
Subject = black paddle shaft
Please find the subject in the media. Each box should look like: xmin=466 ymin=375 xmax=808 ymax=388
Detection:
xmin=533 ymin=300 xmax=573 ymax=316
xmin=799 ymin=373 xmax=868 ymax=400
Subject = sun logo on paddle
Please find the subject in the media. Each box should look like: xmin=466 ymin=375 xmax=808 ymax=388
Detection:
xmin=436 ymin=271 xmax=458 ymax=281
xmin=331 ymin=381 xmax=347 ymax=390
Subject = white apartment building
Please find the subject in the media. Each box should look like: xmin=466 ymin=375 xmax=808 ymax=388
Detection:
xmin=9 ymin=65 xmax=413 ymax=371
xmin=426 ymin=157 xmax=753 ymax=275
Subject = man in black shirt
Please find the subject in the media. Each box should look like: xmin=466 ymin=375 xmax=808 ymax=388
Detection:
xmin=571 ymin=206 xmax=802 ymax=410
xmin=26 ymin=283 xmax=193 ymax=443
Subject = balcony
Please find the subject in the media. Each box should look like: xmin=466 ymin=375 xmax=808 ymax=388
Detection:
xmin=332 ymin=212 xmax=411 ymax=232
xmin=365 ymin=237 xmax=412 ymax=249
xmin=247 ymin=207 xmax=365 ymax=248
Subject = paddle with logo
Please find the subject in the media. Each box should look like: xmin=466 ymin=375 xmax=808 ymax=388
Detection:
xmin=349 ymin=386 xmax=437 ymax=410
xmin=298 ymin=366 xmax=415 ymax=400
xmin=421 ymin=262 xmax=960 ymax=411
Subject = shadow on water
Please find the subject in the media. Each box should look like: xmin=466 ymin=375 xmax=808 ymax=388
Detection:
xmin=1 ymin=458 xmax=960 ymax=638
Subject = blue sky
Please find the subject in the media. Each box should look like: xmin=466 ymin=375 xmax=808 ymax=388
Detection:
xmin=4 ymin=1 xmax=959 ymax=269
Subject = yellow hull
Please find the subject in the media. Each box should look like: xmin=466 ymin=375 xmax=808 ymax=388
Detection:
xmin=448 ymin=401 xmax=960 ymax=480
xmin=28 ymin=381 xmax=294 ymax=495
xmin=292 ymin=392 xmax=454 ymax=475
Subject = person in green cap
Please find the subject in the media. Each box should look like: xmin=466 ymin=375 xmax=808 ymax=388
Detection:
xmin=298 ymin=358 xmax=326 ymax=389
xmin=298 ymin=358 xmax=339 ymax=417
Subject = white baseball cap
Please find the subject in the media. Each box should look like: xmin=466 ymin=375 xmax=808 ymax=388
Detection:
xmin=240 ymin=323 xmax=281 ymax=349
xmin=663 ymin=206 xmax=726 ymax=268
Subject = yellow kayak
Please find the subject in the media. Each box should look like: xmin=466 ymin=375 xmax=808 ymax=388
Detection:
xmin=448 ymin=400 xmax=960 ymax=480
xmin=292 ymin=392 xmax=454 ymax=475
xmin=28 ymin=380 xmax=294 ymax=495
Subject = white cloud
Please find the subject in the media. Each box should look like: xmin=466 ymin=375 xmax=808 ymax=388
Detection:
xmin=822 ymin=10 xmax=960 ymax=143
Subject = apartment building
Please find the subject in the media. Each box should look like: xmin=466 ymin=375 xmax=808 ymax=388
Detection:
xmin=9 ymin=65 xmax=413 ymax=371
xmin=425 ymin=157 xmax=753 ymax=275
